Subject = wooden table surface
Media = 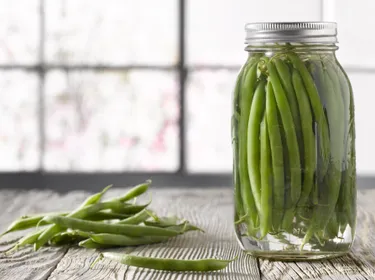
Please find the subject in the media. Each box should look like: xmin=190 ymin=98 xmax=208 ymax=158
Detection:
xmin=0 ymin=187 xmax=374 ymax=280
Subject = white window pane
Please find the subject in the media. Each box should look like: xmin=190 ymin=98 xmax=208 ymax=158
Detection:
xmin=323 ymin=0 xmax=375 ymax=68
xmin=0 ymin=71 xmax=39 ymax=171
xmin=186 ymin=69 xmax=238 ymax=172
xmin=44 ymin=70 xmax=179 ymax=172
xmin=45 ymin=0 xmax=177 ymax=65
xmin=347 ymin=72 xmax=375 ymax=175
xmin=187 ymin=0 xmax=321 ymax=66
xmin=0 ymin=0 xmax=39 ymax=64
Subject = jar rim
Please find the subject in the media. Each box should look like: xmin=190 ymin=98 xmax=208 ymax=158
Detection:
xmin=245 ymin=22 xmax=337 ymax=44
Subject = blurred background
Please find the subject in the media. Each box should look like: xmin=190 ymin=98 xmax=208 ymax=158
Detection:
xmin=0 ymin=0 xmax=374 ymax=191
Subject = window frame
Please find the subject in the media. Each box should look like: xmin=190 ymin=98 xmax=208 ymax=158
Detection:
xmin=0 ymin=0 xmax=237 ymax=190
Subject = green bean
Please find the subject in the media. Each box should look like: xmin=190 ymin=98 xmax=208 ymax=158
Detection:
xmin=326 ymin=62 xmax=348 ymax=233
xmin=303 ymin=65 xmax=345 ymax=246
xmin=49 ymin=233 xmax=79 ymax=246
xmin=117 ymin=209 xmax=151 ymax=225
xmin=287 ymin=52 xmax=330 ymax=177
xmin=87 ymin=211 xmax=131 ymax=221
xmin=0 ymin=212 xmax=69 ymax=238
xmin=278 ymin=113 xmax=294 ymax=232
xmin=64 ymin=230 xmax=92 ymax=238
xmin=90 ymin=234 xmax=170 ymax=247
xmin=93 ymin=252 xmax=236 ymax=272
xmin=274 ymin=58 xmax=303 ymax=161
xmin=43 ymin=216 xmax=183 ymax=237
xmin=49 ymin=230 xmax=89 ymax=246
xmin=16 ymin=211 xmax=69 ymax=220
xmin=334 ymin=63 xmax=356 ymax=231
xmin=110 ymin=202 xmax=150 ymax=215
xmin=79 ymin=239 xmax=114 ymax=249
xmin=170 ymin=221 xmax=200 ymax=233
xmin=260 ymin=117 xmax=272 ymax=237
xmin=324 ymin=63 xmax=345 ymax=207
xmin=292 ymin=69 xmax=316 ymax=209
xmin=267 ymin=61 xmax=301 ymax=205
xmin=309 ymin=60 xmax=331 ymax=210
xmin=0 ymin=209 xmax=134 ymax=239
xmin=233 ymin=64 xmax=247 ymax=222
xmin=247 ymin=76 xmax=267 ymax=212
xmin=337 ymin=63 xmax=356 ymax=231
xmin=141 ymin=221 xmax=200 ymax=233
xmin=79 ymin=185 xmax=112 ymax=208
xmin=238 ymin=59 xmax=260 ymax=234
xmin=6 ymin=229 xmax=45 ymax=254
xmin=143 ymin=215 xmax=178 ymax=227
xmin=1 ymin=207 xmax=133 ymax=239
xmin=326 ymin=212 xmax=339 ymax=239
xmin=266 ymin=81 xmax=284 ymax=232
xmin=115 ymin=180 xmax=151 ymax=202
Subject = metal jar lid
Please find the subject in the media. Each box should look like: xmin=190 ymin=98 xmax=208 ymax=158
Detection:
xmin=245 ymin=22 xmax=337 ymax=44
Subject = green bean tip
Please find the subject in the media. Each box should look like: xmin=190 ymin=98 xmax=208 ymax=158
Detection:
xmin=90 ymin=253 xmax=104 ymax=269
xmin=100 ymin=185 xmax=113 ymax=194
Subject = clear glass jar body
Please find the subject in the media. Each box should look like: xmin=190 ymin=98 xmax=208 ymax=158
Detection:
xmin=232 ymin=43 xmax=356 ymax=260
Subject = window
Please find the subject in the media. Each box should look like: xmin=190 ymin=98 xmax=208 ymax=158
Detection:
xmin=1 ymin=0 xmax=374 ymax=189
xmin=1 ymin=0 xmax=242 ymax=188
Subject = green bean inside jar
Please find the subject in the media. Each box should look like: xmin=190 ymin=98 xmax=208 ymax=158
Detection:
xmin=232 ymin=22 xmax=356 ymax=260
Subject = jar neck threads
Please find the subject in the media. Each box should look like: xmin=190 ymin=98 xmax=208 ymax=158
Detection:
xmin=245 ymin=43 xmax=338 ymax=53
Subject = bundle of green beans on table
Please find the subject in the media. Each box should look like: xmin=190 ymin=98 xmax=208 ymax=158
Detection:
xmin=1 ymin=180 xmax=235 ymax=272
xmin=233 ymin=46 xmax=356 ymax=250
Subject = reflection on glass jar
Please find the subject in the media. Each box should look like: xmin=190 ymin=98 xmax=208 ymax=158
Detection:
xmin=232 ymin=22 xmax=356 ymax=260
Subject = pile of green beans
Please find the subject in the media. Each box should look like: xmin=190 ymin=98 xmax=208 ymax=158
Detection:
xmin=233 ymin=45 xmax=356 ymax=249
xmin=1 ymin=181 xmax=235 ymax=272
xmin=1 ymin=180 xmax=201 ymax=252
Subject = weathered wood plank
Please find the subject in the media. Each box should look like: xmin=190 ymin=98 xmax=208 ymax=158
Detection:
xmin=2 ymin=187 xmax=375 ymax=279
xmin=259 ymin=189 xmax=375 ymax=280
xmin=0 ymin=189 xmax=91 ymax=280
xmin=47 ymin=188 xmax=261 ymax=280
xmin=0 ymin=188 xmax=261 ymax=280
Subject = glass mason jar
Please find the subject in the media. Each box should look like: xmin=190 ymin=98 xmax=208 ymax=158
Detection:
xmin=232 ymin=22 xmax=356 ymax=260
